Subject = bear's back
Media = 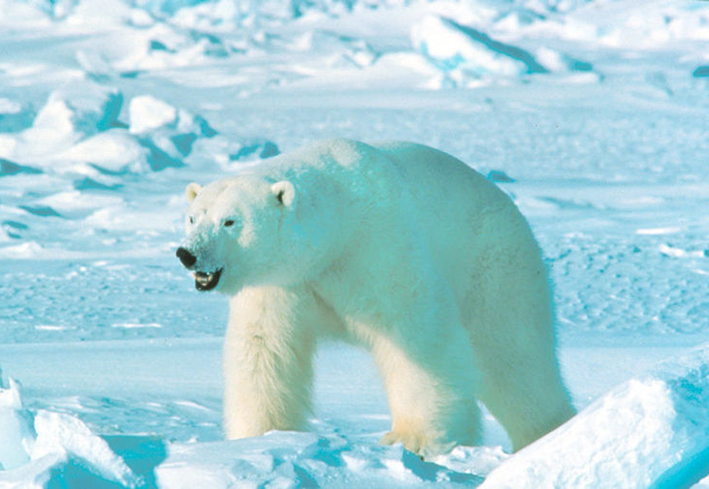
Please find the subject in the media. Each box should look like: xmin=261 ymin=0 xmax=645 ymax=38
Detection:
xmin=369 ymin=141 xmax=540 ymax=302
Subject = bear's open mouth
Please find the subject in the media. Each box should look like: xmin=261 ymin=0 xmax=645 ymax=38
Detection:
xmin=193 ymin=269 xmax=222 ymax=291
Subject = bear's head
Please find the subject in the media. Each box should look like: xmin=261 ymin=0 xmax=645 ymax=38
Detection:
xmin=176 ymin=176 xmax=299 ymax=294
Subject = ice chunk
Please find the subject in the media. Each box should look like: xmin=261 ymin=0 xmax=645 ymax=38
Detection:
xmin=442 ymin=18 xmax=547 ymax=74
xmin=22 ymin=82 xmax=123 ymax=151
xmin=535 ymin=47 xmax=593 ymax=73
xmin=57 ymin=129 xmax=148 ymax=173
xmin=44 ymin=82 xmax=122 ymax=133
xmin=412 ymin=16 xmax=546 ymax=78
xmin=129 ymin=95 xmax=178 ymax=134
xmin=128 ymin=95 xmax=215 ymax=162
xmin=54 ymin=126 xmax=189 ymax=174
xmin=32 ymin=410 xmax=140 ymax=487
xmin=24 ymin=94 xmax=78 ymax=149
xmin=0 ymin=409 xmax=143 ymax=488
xmin=140 ymin=137 xmax=184 ymax=171
xmin=481 ymin=343 xmax=709 ymax=488
xmin=76 ymin=50 xmax=116 ymax=81
xmin=0 ymin=375 xmax=34 ymax=471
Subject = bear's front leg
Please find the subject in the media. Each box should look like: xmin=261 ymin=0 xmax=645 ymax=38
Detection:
xmin=223 ymin=286 xmax=320 ymax=439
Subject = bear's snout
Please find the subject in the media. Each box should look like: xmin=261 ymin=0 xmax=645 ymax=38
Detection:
xmin=176 ymin=247 xmax=197 ymax=268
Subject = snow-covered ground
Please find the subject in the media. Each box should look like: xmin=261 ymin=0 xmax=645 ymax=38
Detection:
xmin=1 ymin=0 xmax=709 ymax=486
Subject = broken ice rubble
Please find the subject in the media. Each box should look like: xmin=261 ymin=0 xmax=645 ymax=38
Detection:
xmin=482 ymin=343 xmax=709 ymax=488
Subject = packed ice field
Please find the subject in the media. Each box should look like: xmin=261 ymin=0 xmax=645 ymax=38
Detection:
xmin=1 ymin=0 xmax=709 ymax=486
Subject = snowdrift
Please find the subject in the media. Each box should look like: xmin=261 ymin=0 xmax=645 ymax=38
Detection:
xmin=0 ymin=372 xmax=143 ymax=487
xmin=4 ymin=344 xmax=709 ymax=487
xmin=483 ymin=343 xmax=709 ymax=488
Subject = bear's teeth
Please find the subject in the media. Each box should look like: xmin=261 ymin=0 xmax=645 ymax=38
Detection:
xmin=194 ymin=272 xmax=214 ymax=285
xmin=192 ymin=269 xmax=221 ymax=291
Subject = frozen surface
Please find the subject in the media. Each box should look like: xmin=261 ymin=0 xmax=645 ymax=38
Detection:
xmin=482 ymin=343 xmax=709 ymax=488
xmin=1 ymin=339 xmax=705 ymax=488
xmin=1 ymin=0 xmax=709 ymax=486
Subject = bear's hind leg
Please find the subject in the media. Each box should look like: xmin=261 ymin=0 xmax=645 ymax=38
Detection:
xmin=477 ymin=346 xmax=576 ymax=452
xmin=223 ymin=286 xmax=329 ymax=439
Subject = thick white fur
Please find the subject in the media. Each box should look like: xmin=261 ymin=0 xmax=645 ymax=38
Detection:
xmin=181 ymin=139 xmax=575 ymax=456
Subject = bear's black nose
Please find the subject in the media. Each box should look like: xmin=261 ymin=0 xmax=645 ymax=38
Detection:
xmin=176 ymin=247 xmax=197 ymax=268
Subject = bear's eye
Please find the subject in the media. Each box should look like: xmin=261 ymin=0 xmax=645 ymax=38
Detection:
xmin=224 ymin=220 xmax=235 ymax=227
xmin=188 ymin=216 xmax=194 ymax=225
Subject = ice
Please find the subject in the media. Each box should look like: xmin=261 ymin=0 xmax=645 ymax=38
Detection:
xmin=23 ymin=0 xmax=78 ymax=19
xmin=1 ymin=89 xmax=218 ymax=176
xmin=0 ymin=374 xmax=34 ymax=471
xmin=0 ymin=98 xmax=33 ymax=133
xmin=411 ymin=15 xmax=550 ymax=86
xmin=57 ymin=129 xmax=149 ymax=173
xmin=28 ymin=82 xmax=122 ymax=146
xmin=18 ymin=205 xmax=61 ymax=218
xmin=693 ymin=66 xmax=709 ymax=78
xmin=228 ymin=140 xmax=281 ymax=163
xmin=155 ymin=431 xmax=483 ymax=488
xmin=0 ymin=241 xmax=44 ymax=258
xmin=0 ymin=367 xmax=142 ymax=487
xmin=412 ymin=16 xmax=525 ymax=79
xmin=0 ymin=99 xmax=21 ymax=114
xmin=129 ymin=96 xmax=179 ymax=135
xmin=482 ymin=343 xmax=709 ymax=488
xmin=486 ymin=170 xmax=515 ymax=183
xmin=22 ymin=96 xmax=79 ymax=151
xmin=127 ymin=95 xmax=216 ymax=167
xmin=111 ymin=23 xmax=224 ymax=72
xmin=134 ymin=0 xmax=207 ymax=16
xmin=3 ymin=81 xmax=124 ymax=168
xmin=32 ymin=411 xmax=140 ymax=487
xmin=72 ymin=176 xmax=122 ymax=192
xmin=534 ymin=47 xmax=593 ymax=74
xmin=0 ymin=159 xmax=41 ymax=177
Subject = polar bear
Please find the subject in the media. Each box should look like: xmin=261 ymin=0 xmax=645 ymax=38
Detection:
xmin=176 ymin=138 xmax=575 ymax=456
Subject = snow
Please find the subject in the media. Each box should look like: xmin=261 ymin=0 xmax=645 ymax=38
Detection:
xmin=1 ymin=0 xmax=709 ymax=486
xmin=482 ymin=343 xmax=709 ymax=488
xmin=412 ymin=15 xmax=547 ymax=80
xmin=0 ymin=376 xmax=33 ymax=471
xmin=129 ymin=96 xmax=178 ymax=135
xmin=0 ymin=372 xmax=140 ymax=487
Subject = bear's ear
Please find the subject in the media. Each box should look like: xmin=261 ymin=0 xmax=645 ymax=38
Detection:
xmin=271 ymin=181 xmax=295 ymax=208
xmin=185 ymin=182 xmax=202 ymax=203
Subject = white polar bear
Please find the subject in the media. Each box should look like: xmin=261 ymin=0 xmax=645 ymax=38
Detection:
xmin=176 ymin=138 xmax=575 ymax=456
